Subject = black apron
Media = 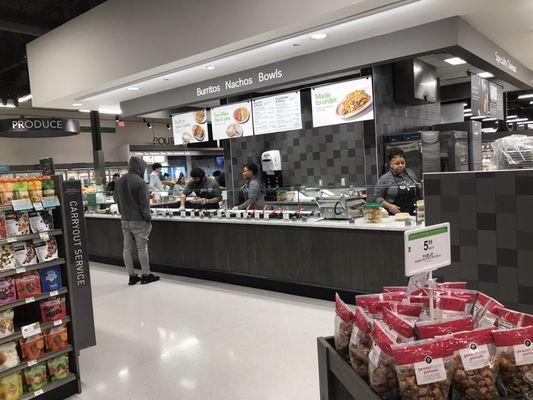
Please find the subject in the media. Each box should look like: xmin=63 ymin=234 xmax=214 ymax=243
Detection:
xmin=392 ymin=174 xmax=417 ymax=215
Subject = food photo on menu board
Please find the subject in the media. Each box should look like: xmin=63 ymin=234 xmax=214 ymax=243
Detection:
xmin=311 ymin=76 xmax=374 ymax=128
xmin=211 ymin=101 xmax=254 ymax=140
xmin=172 ymin=110 xmax=208 ymax=145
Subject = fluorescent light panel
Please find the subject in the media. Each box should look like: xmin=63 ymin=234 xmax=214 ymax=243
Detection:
xmin=310 ymin=32 xmax=328 ymax=40
xmin=0 ymin=104 xmax=15 ymax=108
xmin=482 ymin=117 xmax=497 ymax=122
xmin=477 ymin=72 xmax=494 ymax=78
xmin=506 ymin=115 xmax=517 ymax=119
xmin=444 ymin=57 xmax=466 ymax=65
xmin=17 ymin=94 xmax=32 ymax=102
xmin=464 ymin=113 xmax=472 ymax=117
xmin=518 ymin=93 xmax=533 ymax=99
xmin=98 ymin=107 xmax=122 ymax=114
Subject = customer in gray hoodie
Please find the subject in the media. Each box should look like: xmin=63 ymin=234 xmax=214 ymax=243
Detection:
xmin=113 ymin=156 xmax=160 ymax=285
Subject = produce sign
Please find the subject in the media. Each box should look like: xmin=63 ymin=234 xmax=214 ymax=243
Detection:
xmin=0 ymin=118 xmax=79 ymax=138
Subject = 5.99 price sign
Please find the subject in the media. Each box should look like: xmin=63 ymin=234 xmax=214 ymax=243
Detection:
xmin=404 ymin=223 xmax=451 ymax=277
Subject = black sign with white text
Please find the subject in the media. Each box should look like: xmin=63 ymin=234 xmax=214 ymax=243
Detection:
xmin=0 ymin=118 xmax=79 ymax=138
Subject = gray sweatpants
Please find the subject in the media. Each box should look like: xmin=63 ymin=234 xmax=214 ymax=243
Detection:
xmin=121 ymin=220 xmax=152 ymax=276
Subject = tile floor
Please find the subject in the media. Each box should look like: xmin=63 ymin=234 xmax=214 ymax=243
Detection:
xmin=69 ymin=262 xmax=333 ymax=400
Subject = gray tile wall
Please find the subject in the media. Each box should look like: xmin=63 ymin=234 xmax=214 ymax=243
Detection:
xmin=425 ymin=170 xmax=533 ymax=312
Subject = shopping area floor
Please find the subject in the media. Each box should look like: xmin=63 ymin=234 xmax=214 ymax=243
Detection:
xmin=69 ymin=262 xmax=332 ymax=400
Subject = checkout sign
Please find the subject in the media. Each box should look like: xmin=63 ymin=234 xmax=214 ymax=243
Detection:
xmin=404 ymin=223 xmax=451 ymax=277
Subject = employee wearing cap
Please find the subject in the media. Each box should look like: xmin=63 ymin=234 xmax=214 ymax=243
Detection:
xmin=179 ymin=167 xmax=222 ymax=209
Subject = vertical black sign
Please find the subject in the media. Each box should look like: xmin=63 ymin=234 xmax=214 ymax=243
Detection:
xmin=471 ymin=74 xmax=490 ymax=117
xmin=489 ymin=82 xmax=504 ymax=120
xmin=60 ymin=180 xmax=96 ymax=350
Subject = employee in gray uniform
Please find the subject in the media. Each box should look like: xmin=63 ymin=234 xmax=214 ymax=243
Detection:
xmin=374 ymin=148 xmax=420 ymax=215
xmin=233 ymin=162 xmax=266 ymax=210
xmin=180 ymin=167 xmax=222 ymax=209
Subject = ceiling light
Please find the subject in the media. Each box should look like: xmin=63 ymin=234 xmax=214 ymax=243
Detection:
xmin=127 ymin=87 xmax=140 ymax=91
xmin=166 ymin=123 xmax=171 ymax=130
xmin=0 ymin=104 xmax=15 ymax=109
xmin=506 ymin=115 xmax=518 ymax=119
xmin=507 ymin=117 xmax=528 ymax=123
xmin=79 ymin=109 xmax=91 ymax=113
xmin=463 ymin=103 xmax=468 ymax=107
xmin=98 ymin=107 xmax=122 ymax=114
xmin=202 ymin=65 xmax=215 ymax=70
xmin=444 ymin=57 xmax=467 ymax=65
xmin=115 ymin=115 xmax=120 ymax=123
xmin=464 ymin=108 xmax=471 ymax=113
xmin=464 ymin=113 xmax=472 ymax=117
xmin=17 ymin=94 xmax=32 ymax=102
xmin=518 ymin=93 xmax=533 ymax=99
xmin=72 ymin=103 xmax=82 ymax=107
xmin=482 ymin=117 xmax=497 ymax=122
xmin=530 ymin=101 xmax=533 ymax=105
xmin=310 ymin=33 xmax=328 ymax=40
xmin=292 ymin=43 xmax=300 ymax=47
xmin=471 ymin=115 xmax=485 ymax=119
xmin=477 ymin=72 xmax=494 ymax=78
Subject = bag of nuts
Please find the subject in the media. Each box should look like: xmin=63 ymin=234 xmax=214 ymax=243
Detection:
xmin=495 ymin=307 xmax=524 ymax=330
xmin=349 ymin=306 xmax=373 ymax=379
xmin=334 ymin=293 xmax=355 ymax=358
xmin=451 ymin=327 xmax=499 ymax=400
xmin=382 ymin=302 xmax=422 ymax=318
xmin=473 ymin=293 xmax=503 ymax=328
xmin=434 ymin=295 xmax=468 ymax=319
xmin=416 ymin=316 xmax=474 ymax=340
xmin=392 ymin=336 xmax=456 ymax=400
xmin=438 ymin=288 xmax=477 ymax=314
xmin=492 ymin=325 xmax=533 ymax=397
xmin=382 ymin=286 xmax=407 ymax=293
xmin=437 ymin=282 xmax=467 ymax=290
xmin=368 ymin=320 xmax=400 ymax=400
xmin=356 ymin=293 xmax=406 ymax=312
xmin=383 ymin=308 xmax=417 ymax=343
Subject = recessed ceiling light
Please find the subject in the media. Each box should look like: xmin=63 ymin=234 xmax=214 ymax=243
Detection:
xmin=202 ymin=65 xmax=215 ymax=70
xmin=310 ymin=33 xmax=328 ymax=40
xmin=72 ymin=103 xmax=82 ymax=107
xmin=530 ymin=101 xmax=533 ymax=105
xmin=464 ymin=108 xmax=472 ymax=113
xmin=471 ymin=115 xmax=486 ymax=119
xmin=444 ymin=57 xmax=467 ymax=65
xmin=477 ymin=72 xmax=494 ymax=78
xmin=506 ymin=115 xmax=518 ymax=119
xmin=127 ymin=87 xmax=140 ymax=91
xmin=463 ymin=103 xmax=468 ymax=107
xmin=464 ymin=113 xmax=472 ymax=117
xmin=482 ymin=117 xmax=498 ymax=122
xmin=518 ymin=93 xmax=533 ymax=99
xmin=79 ymin=109 xmax=91 ymax=113
xmin=17 ymin=94 xmax=32 ymax=102
xmin=98 ymin=107 xmax=122 ymax=114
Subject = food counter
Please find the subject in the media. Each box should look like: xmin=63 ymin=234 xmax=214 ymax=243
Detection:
xmin=85 ymin=211 xmax=422 ymax=299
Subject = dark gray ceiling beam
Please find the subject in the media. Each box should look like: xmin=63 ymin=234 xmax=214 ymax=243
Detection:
xmin=0 ymin=19 xmax=49 ymax=36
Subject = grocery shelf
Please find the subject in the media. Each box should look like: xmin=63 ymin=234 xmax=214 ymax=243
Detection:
xmin=0 ymin=316 xmax=71 ymax=346
xmin=0 ymin=344 xmax=72 ymax=378
xmin=0 ymin=229 xmax=63 ymax=246
xmin=0 ymin=205 xmax=12 ymax=213
xmin=0 ymin=287 xmax=68 ymax=313
xmin=0 ymin=258 xmax=66 ymax=280
xmin=18 ymin=373 xmax=77 ymax=400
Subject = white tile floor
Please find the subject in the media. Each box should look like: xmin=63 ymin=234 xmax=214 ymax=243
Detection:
xmin=69 ymin=263 xmax=333 ymax=400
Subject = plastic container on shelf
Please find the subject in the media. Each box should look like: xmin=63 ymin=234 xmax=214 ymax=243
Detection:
xmin=363 ymin=203 xmax=383 ymax=223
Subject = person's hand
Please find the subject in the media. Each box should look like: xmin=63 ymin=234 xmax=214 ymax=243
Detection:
xmin=200 ymin=198 xmax=208 ymax=205
xmin=232 ymin=206 xmax=238 ymax=211
xmin=386 ymin=203 xmax=401 ymax=214
xmin=190 ymin=197 xmax=200 ymax=204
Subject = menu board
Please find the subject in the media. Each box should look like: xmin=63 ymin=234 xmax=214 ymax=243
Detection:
xmin=311 ymin=76 xmax=374 ymax=128
xmin=211 ymin=101 xmax=253 ymax=140
xmin=489 ymin=82 xmax=504 ymax=120
xmin=471 ymin=74 xmax=490 ymax=117
xmin=172 ymin=110 xmax=208 ymax=145
xmin=252 ymin=91 xmax=302 ymax=135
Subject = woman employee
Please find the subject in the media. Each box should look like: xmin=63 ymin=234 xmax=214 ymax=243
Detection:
xmin=374 ymin=149 xmax=420 ymax=215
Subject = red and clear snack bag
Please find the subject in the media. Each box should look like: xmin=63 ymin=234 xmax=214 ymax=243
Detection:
xmin=383 ymin=308 xmax=417 ymax=343
xmin=438 ymin=282 xmax=467 ymax=290
xmin=382 ymin=286 xmax=407 ymax=293
xmin=439 ymin=289 xmax=477 ymax=314
xmin=492 ymin=325 xmax=533 ymax=397
xmin=356 ymin=293 xmax=406 ymax=312
xmin=40 ymin=296 xmax=66 ymax=323
xmin=450 ymin=327 xmax=499 ymax=400
xmin=370 ymin=301 xmax=422 ymax=320
xmin=334 ymin=293 xmax=354 ymax=357
xmin=495 ymin=307 xmax=524 ymax=330
xmin=416 ymin=316 xmax=474 ymax=340
xmin=473 ymin=293 xmax=503 ymax=328
xmin=368 ymin=320 xmax=400 ymax=400
xmin=392 ymin=336 xmax=456 ymax=400
xmin=349 ymin=306 xmax=373 ymax=379
xmin=15 ymin=271 xmax=41 ymax=299
xmin=435 ymin=295 xmax=468 ymax=319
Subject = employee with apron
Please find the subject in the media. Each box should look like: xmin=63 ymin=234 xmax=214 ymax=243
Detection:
xmin=374 ymin=149 xmax=420 ymax=215
xmin=179 ymin=167 xmax=222 ymax=209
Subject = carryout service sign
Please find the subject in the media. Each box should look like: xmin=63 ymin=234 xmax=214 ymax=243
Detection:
xmin=0 ymin=118 xmax=80 ymax=138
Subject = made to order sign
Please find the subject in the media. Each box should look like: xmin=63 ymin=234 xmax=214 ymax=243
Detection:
xmin=404 ymin=223 xmax=451 ymax=277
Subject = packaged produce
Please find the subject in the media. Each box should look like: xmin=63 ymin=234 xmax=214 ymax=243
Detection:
xmin=23 ymin=363 xmax=48 ymax=392
xmin=0 ymin=245 xmax=16 ymax=271
xmin=0 ymin=213 xmax=6 ymax=239
xmin=15 ymin=271 xmax=41 ymax=299
xmin=12 ymin=179 xmax=29 ymax=200
xmin=0 ymin=342 xmax=20 ymax=371
xmin=39 ymin=266 xmax=62 ymax=292
xmin=0 ymin=279 xmax=16 ymax=305
xmin=349 ymin=306 xmax=373 ymax=379
xmin=4 ymin=211 xmax=30 ymax=236
xmin=364 ymin=203 xmax=383 ymax=223
xmin=416 ymin=316 xmax=474 ymax=340
xmin=28 ymin=210 xmax=53 ymax=233
xmin=383 ymin=308 xmax=416 ymax=343
xmin=368 ymin=320 xmax=400 ymax=399
xmin=392 ymin=336 xmax=456 ymax=400
xmin=451 ymin=328 xmax=499 ymax=400
xmin=0 ymin=310 xmax=14 ymax=339
xmin=41 ymin=177 xmax=55 ymax=198
xmin=0 ymin=180 xmax=14 ymax=206
xmin=13 ymin=241 xmax=37 ymax=267
xmin=0 ymin=372 xmax=23 ymax=400
xmin=34 ymin=238 xmax=58 ymax=263
xmin=20 ymin=334 xmax=45 ymax=360
xmin=44 ymin=325 xmax=68 ymax=352
xmin=492 ymin=325 xmax=533 ymax=397
xmin=28 ymin=178 xmax=43 ymax=203
xmin=334 ymin=294 xmax=354 ymax=357
xmin=40 ymin=296 xmax=67 ymax=323
xmin=47 ymin=355 xmax=69 ymax=382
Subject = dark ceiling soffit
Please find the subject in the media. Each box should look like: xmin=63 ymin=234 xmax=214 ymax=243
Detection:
xmin=0 ymin=20 xmax=49 ymax=36
xmin=440 ymin=82 xmax=471 ymax=103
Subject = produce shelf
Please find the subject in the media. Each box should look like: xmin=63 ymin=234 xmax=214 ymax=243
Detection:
xmin=0 ymin=287 xmax=68 ymax=313
xmin=0 ymin=229 xmax=63 ymax=246
xmin=0 ymin=259 xmax=65 ymax=280
xmin=0 ymin=345 xmax=72 ymax=378
xmin=18 ymin=373 xmax=77 ymax=400
xmin=0 ymin=316 xmax=71 ymax=346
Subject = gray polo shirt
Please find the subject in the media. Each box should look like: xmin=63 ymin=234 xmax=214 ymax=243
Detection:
xmin=183 ymin=177 xmax=222 ymax=199
xmin=237 ymin=177 xmax=266 ymax=210
xmin=373 ymin=169 xmax=419 ymax=204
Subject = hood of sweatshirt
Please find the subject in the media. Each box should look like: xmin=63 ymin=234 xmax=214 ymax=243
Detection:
xmin=128 ymin=156 xmax=146 ymax=178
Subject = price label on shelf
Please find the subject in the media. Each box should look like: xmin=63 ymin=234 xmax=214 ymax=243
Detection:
xmin=21 ymin=322 xmax=42 ymax=339
xmin=53 ymin=319 xmax=63 ymax=327
xmin=49 ymin=290 xmax=59 ymax=297
xmin=27 ymin=360 xmax=37 ymax=367
xmin=39 ymin=232 xmax=50 ymax=241
xmin=34 ymin=389 xmax=44 ymax=396
xmin=12 ymin=199 xmax=33 ymax=211
xmin=404 ymin=223 xmax=451 ymax=277
xmin=41 ymin=196 xmax=60 ymax=209
xmin=16 ymin=267 xmax=26 ymax=274
xmin=25 ymin=297 xmax=35 ymax=304
xmin=33 ymin=202 xmax=44 ymax=211
xmin=7 ymin=237 xmax=17 ymax=243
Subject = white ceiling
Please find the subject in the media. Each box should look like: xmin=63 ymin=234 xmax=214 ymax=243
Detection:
xmin=56 ymin=0 xmax=533 ymax=113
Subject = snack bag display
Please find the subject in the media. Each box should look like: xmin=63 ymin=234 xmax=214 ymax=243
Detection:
xmin=451 ymin=328 xmax=499 ymax=400
xmin=334 ymin=294 xmax=354 ymax=357
xmin=15 ymin=271 xmax=41 ymax=299
xmin=383 ymin=308 xmax=416 ymax=343
xmin=40 ymin=296 xmax=67 ymax=323
xmin=0 ymin=213 xmax=6 ymax=239
xmin=0 ymin=342 xmax=20 ymax=371
xmin=0 ymin=279 xmax=16 ymax=306
xmin=382 ymin=302 xmax=422 ymax=318
xmin=28 ymin=178 xmax=43 ymax=203
xmin=0 ymin=310 xmax=14 ymax=339
xmin=492 ymin=325 xmax=533 ymax=397
xmin=0 ymin=245 xmax=16 ymax=271
xmin=369 ymin=320 xmax=400 ymax=400
xmin=349 ymin=306 xmax=373 ymax=379
xmin=44 ymin=325 xmax=68 ymax=351
xmin=24 ymin=363 xmax=48 ymax=392
xmin=47 ymin=355 xmax=69 ymax=382
xmin=12 ymin=179 xmax=29 ymax=200
xmin=434 ymin=295 xmax=468 ymax=319
xmin=474 ymin=293 xmax=504 ymax=328
xmin=0 ymin=372 xmax=23 ymax=400
xmin=415 ymin=316 xmax=474 ymax=340
xmin=0 ymin=180 xmax=14 ymax=206
xmin=5 ymin=211 xmax=30 ymax=236
xmin=19 ymin=334 xmax=45 ymax=360
xmin=41 ymin=177 xmax=55 ymax=198
xmin=355 ymin=293 xmax=406 ymax=312
xmin=392 ymin=336 xmax=456 ymax=400
xmin=34 ymin=238 xmax=58 ymax=263
xmin=39 ymin=266 xmax=62 ymax=292
xmin=13 ymin=241 xmax=37 ymax=267
xmin=29 ymin=210 xmax=53 ymax=233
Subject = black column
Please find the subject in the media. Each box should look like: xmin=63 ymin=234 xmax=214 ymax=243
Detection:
xmin=90 ymin=111 xmax=106 ymax=185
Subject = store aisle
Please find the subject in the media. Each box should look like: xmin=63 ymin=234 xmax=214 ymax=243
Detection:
xmin=69 ymin=263 xmax=332 ymax=400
